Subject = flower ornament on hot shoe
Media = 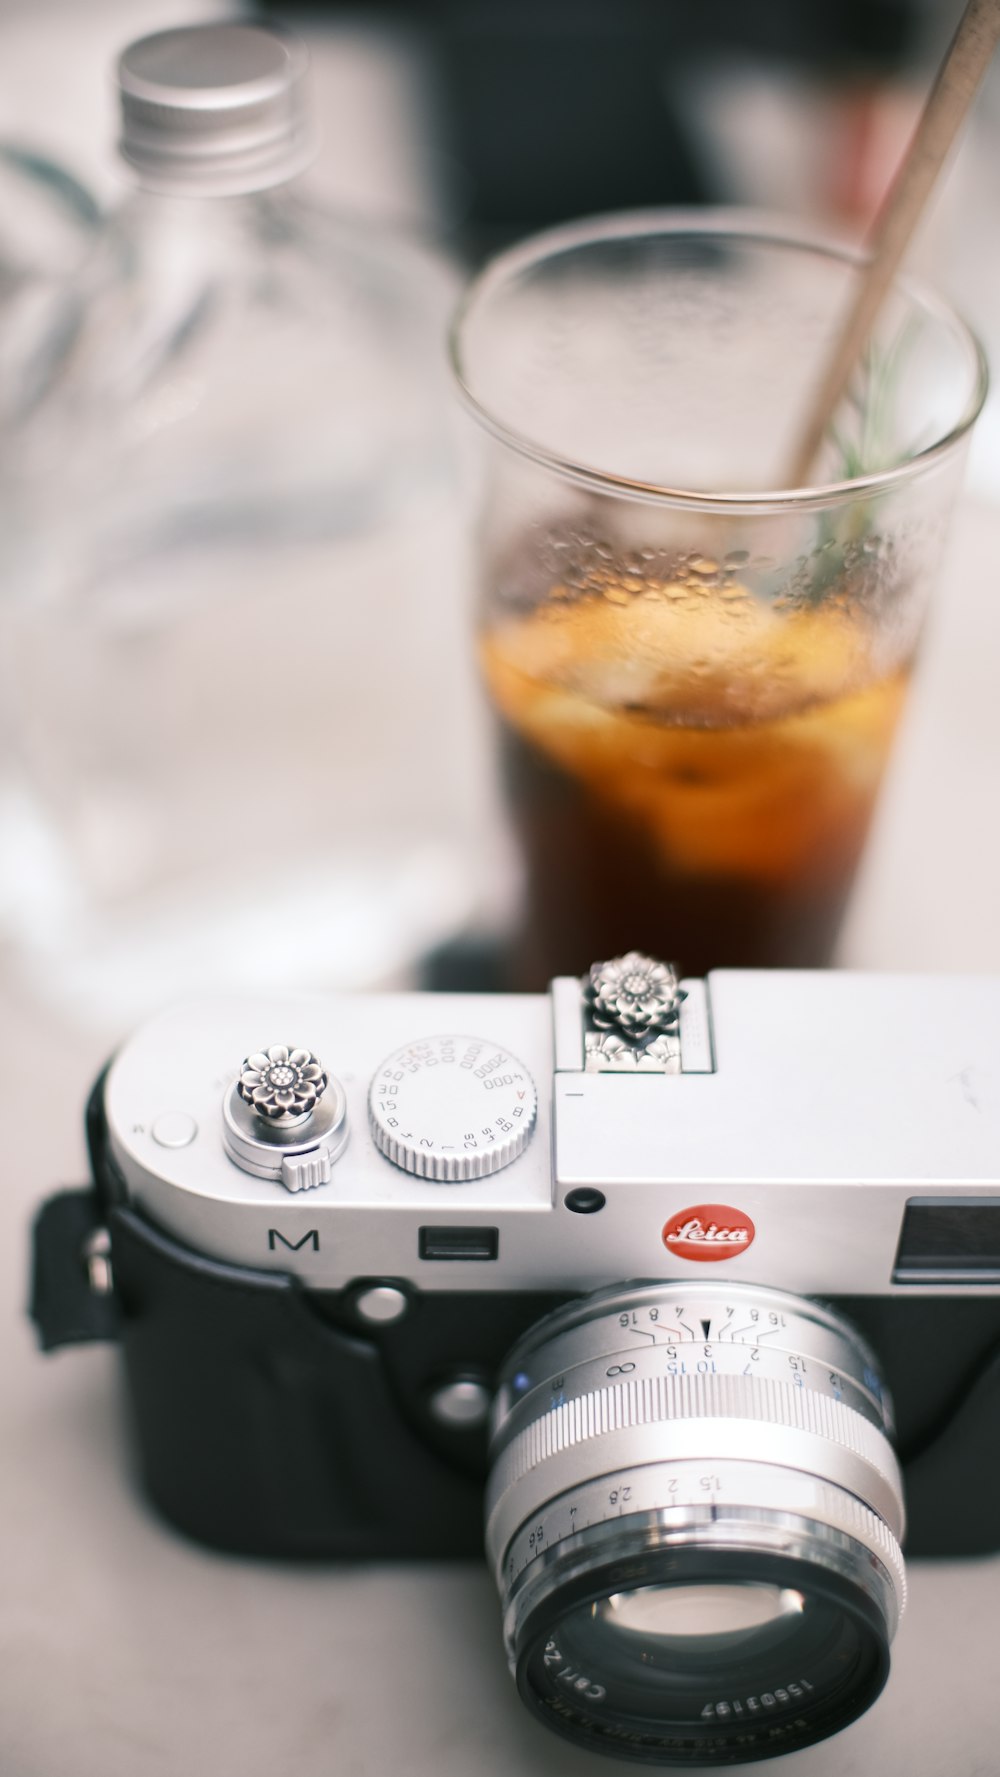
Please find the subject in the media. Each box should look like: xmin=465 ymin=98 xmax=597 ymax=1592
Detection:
xmin=583 ymin=952 xmax=687 ymax=1071
xmin=584 ymin=952 xmax=686 ymax=1040
xmin=237 ymin=1045 xmax=327 ymax=1123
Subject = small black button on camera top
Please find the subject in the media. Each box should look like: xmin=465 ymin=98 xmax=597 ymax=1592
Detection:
xmin=564 ymin=1188 xmax=606 ymax=1215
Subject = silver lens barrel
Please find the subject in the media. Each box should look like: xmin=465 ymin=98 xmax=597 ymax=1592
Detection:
xmin=487 ymin=1282 xmax=905 ymax=1766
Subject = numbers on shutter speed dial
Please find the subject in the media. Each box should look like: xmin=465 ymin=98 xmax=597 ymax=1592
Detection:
xmin=368 ymin=1034 xmax=538 ymax=1181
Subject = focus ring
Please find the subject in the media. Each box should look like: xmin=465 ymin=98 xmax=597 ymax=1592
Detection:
xmin=490 ymin=1372 xmax=902 ymax=1501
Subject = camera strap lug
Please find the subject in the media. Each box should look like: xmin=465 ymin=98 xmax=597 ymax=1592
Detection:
xmin=83 ymin=1226 xmax=114 ymax=1296
xmin=31 ymin=1188 xmax=120 ymax=1350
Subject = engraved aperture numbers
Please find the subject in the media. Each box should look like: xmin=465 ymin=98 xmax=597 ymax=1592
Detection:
xmin=496 ymin=1296 xmax=888 ymax=1436
xmin=368 ymin=1034 xmax=538 ymax=1182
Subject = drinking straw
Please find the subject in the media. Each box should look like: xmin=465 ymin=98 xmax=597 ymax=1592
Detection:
xmin=785 ymin=0 xmax=1000 ymax=489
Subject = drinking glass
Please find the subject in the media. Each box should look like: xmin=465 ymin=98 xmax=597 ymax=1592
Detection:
xmin=452 ymin=212 xmax=987 ymax=984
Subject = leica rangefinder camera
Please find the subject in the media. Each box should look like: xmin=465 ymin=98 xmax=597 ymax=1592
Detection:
xmin=32 ymin=954 xmax=1000 ymax=1766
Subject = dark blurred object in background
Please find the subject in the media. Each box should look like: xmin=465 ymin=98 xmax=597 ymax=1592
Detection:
xmin=257 ymin=1 xmax=921 ymax=254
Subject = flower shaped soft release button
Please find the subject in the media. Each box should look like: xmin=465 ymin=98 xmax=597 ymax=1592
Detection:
xmin=583 ymin=953 xmax=687 ymax=1073
xmin=584 ymin=953 xmax=685 ymax=1038
xmin=237 ymin=1045 xmax=328 ymax=1126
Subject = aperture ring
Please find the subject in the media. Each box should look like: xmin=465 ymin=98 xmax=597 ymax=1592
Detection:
xmin=501 ymin=1465 xmax=908 ymax=1622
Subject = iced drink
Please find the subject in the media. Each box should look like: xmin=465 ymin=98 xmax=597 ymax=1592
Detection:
xmin=481 ymin=553 xmax=909 ymax=983
xmin=453 ymin=216 xmax=985 ymax=986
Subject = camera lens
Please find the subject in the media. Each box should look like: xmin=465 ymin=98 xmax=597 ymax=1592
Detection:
xmin=487 ymin=1282 xmax=904 ymax=1765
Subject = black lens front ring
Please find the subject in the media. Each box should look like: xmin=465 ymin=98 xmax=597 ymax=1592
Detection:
xmin=514 ymin=1544 xmax=892 ymax=1768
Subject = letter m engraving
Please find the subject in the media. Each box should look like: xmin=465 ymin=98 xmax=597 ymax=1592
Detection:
xmin=268 ymin=1229 xmax=320 ymax=1253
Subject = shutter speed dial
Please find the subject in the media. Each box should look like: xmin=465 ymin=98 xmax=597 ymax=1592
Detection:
xmin=369 ymin=1034 xmax=538 ymax=1181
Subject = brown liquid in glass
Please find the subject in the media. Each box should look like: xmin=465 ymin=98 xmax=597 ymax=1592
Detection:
xmin=480 ymin=575 xmax=909 ymax=988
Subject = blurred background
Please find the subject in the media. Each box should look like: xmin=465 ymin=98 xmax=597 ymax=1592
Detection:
xmin=0 ymin=0 xmax=998 ymax=1050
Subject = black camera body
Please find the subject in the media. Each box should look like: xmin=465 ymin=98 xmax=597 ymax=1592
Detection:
xmin=37 ymin=1160 xmax=1000 ymax=1564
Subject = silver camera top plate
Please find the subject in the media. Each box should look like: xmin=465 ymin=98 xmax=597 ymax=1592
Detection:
xmin=104 ymin=968 xmax=1000 ymax=1297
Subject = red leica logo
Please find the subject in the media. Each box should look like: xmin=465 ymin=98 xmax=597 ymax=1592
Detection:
xmin=662 ymin=1203 xmax=756 ymax=1263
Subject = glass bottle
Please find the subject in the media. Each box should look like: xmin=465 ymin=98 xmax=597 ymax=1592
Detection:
xmin=3 ymin=23 xmax=477 ymax=1022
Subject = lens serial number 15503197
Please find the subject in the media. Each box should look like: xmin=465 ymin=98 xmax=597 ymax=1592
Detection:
xmin=702 ymin=1678 xmax=814 ymax=1721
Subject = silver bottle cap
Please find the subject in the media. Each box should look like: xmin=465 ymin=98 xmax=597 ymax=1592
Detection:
xmin=118 ymin=24 xmax=314 ymax=198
